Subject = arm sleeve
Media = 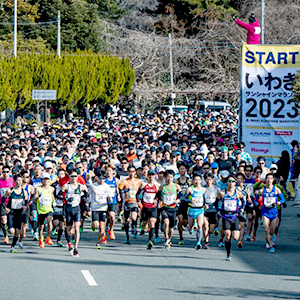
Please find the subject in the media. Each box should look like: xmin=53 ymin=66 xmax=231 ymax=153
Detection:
xmin=235 ymin=19 xmax=252 ymax=30
xmin=277 ymin=193 xmax=285 ymax=205
xmin=254 ymin=194 xmax=260 ymax=206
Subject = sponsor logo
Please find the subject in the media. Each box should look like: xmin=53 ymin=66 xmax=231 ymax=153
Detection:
xmin=250 ymin=142 xmax=270 ymax=145
xmin=251 ymin=147 xmax=269 ymax=154
xmin=249 ymin=132 xmax=271 ymax=137
xmin=275 ymin=131 xmax=292 ymax=136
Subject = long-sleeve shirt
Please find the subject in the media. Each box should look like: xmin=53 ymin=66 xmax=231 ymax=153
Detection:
xmin=235 ymin=18 xmax=261 ymax=45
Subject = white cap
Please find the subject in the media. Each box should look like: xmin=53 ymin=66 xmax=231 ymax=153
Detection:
xmin=32 ymin=156 xmax=41 ymax=162
xmin=220 ymin=170 xmax=230 ymax=178
xmin=40 ymin=139 xmax=47 ymax=145
xmin=44 ymin=161 xmax=53 ymax=169
xmin=158 ymin=167 xmax=165 ymax=173
xmin=270 ymin=164 xmax=278 ymax=170
xmin=195 ymin=155 xmax=204 ymax=161
xmin=41 ymin=172 xmax=50 ymax=179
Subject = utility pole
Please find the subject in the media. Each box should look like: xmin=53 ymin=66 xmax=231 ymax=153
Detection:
xmin=168 ymin=33 xmax=175 ymax=106
xmin=13 ymin=0 xmax=17 ymax=57
xmin=57 ymin=10 xmax=61 ymax=58
xmin=261 ymin=0 xmax=265 ymax=44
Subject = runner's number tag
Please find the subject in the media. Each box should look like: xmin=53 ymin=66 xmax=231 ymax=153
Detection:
xmin=224 ymin=200 xmax=237 ymax=211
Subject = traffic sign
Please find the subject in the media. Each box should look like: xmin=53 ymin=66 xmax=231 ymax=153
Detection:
xmin=32 ymin=90 xmax=57 ymax=100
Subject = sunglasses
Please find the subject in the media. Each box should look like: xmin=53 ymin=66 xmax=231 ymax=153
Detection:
xmin=256 ymin=171 xmax=262 ymax=173
xmin=227 ymin=180 xmax=236 ymax=183
xmin=70 ymin=175 xmax=77 ymax=178
xmin=245 ymin=170 xmax=252 ymax=172
xmin=202 ymin=167 xmax=210 ymax=170
xmin=3 ymin=170 xmax=10 ymax=173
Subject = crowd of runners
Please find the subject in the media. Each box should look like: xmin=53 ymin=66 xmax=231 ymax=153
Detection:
xmin=0 ymin=108 xmax=296 ymax=261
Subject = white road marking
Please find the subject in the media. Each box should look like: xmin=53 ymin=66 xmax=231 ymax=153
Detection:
xmin=81 ymin=270 xmax=98 ymax=286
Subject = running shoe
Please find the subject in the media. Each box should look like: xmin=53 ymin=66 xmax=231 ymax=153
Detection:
xmin=178 ymin=240 xmax=184 ymax=245
xmin=245 ymin=234 xmax=251 ymax=242
xmin=51 ymin=229 xmax=56 ymax=236
xmin=269 ymin=247 xmax=275 ymax=254
xmin=10 ymin=247 xmax=17 ymax=253
xmin=73 ymin=248 xmax=79 ymax=257
xmin=68 ymin=243 xmax=74 ymax=255
xmin=108 ymin=230 xmax=116 ymax=240
xmin=117 ymin=214 xmax=122 ymax=223
xmin=33 ymin=232 xmax=39 ymax=241
xmin=90 ymin=223 xmax=96 ymax=232
xmin=101 ymin=235 xmax=108 ymax=245
xmin=39 ymin=239 xmax=45 ymax=248
xmin=226 ymin=255 xmax=231 ymax=261
xmin=140 ymin=229 xmax=145 ymax=236
xmin=154 ymin=237 xmax=161 ymax=244
xmin=3 ymin=236 xmax=9 ymax=244
xmin=189 ymin=229 xmax=194 ymax=235
xmin=124 ymin=239 xmax=131 ymax=245
xmin=147 ymin=241 xmax=153 ymax=250
xmin=252 ymin=234 xmax=257 ymax=242
xmin=96 ymin=243 xmax=102 ymax=250
xmin=195 ymin=241 xmax=202 ymax=250
xmin=266 ymin=243 xmax=271 ymax=249
xmin=18 ymin=242 xmax=23 ymax=249
xmin=237 ymin=241 xmax=243 ymax=248
xmin=271 ymin=234 xmax=276 ymax=246
xmin=218 ymin=241 xmax=225 ymax=248
xmin=79 ymin=227 xmax=83 ymax=233
xmin=131 ymin=226 xmax=137 ymax=236
xmin=213 ymin=228 xmax=219 ymax=236
xmin=204 ymin=243 xmax=210 ymax=249
xmin=45 ymin=237 xmax=53 ymax=246
xmin=57 ymin=241 xmax=64 ymax=247
xmin=30 ymin=229 xmax=34 ymax=235
xmin=164 ymin=241 xmax=171 ymax=251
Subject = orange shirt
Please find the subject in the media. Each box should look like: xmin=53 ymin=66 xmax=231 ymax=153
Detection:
xmin=119 ymin=178 xmax=142 ymax=204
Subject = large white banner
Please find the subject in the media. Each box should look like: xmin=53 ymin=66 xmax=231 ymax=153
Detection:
xmin=240 ymin=44 xmax=300 ymax=162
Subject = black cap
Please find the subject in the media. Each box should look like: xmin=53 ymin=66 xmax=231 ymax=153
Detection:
xmin=249 ymin=13 xmax=256 ymax=23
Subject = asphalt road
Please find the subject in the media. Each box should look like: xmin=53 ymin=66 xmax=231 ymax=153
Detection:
xmin=1 ymin=202 xmax=300 ymax=300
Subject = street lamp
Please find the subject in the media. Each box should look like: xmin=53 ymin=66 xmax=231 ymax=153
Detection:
xmin=13 ymin=0 xmax=17 ymax=57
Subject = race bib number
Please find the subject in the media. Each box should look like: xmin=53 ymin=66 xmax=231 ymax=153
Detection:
xmin=254 ymin=27 xmax=261 ymax=34
xmin=109 ymin=187 xmax=116 ymax=198
xmin=11 ymin=198 xmax=23 ymax=210
xmin=143 ymin=192 xmax=155 ymax=204
xmin=96 ymin=193 xmax=106 ymax=204
xmin=193 ymin=196 xmax=203 ymax=207
xmin=205 ymin=194 xmax=215 ymax=205
xmin=246 ymin=184 xmax=254 ymax=195
xmin=224 ymin=200 xmax=237 ymax=212
xmin=55 ymin=199 xmax=63 ymax=207
xmin=164 ymin=194 xmax=176 ymax=205
xmin=40 ymin=196 xmax=52 ymax=207
xmin=265 ymin=197 xmax=276 ymax=207
xmin=68 ymin=193 xmax=80 ymax=207
xmin=127 ymin=188 xmax=136 ymax=199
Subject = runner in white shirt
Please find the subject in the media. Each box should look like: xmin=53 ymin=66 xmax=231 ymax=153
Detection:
xmin=87 ymin=170 xmax=113 ymax=249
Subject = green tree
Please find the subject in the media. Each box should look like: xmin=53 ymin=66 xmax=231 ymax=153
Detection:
xmin=0 ymin=50 xmax=135 ymax=111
